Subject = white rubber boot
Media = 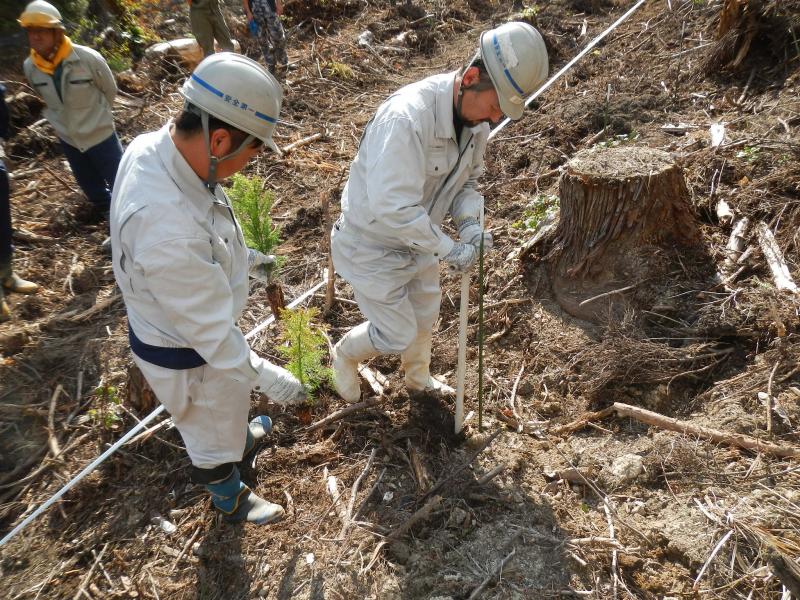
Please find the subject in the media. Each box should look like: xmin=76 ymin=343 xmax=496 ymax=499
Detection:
xmin=332 ymin=322 xmax=380 ymax=403
xmin=402 ymin=332 xmax=455 ymax=396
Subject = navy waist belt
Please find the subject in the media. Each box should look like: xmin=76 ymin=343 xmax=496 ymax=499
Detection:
xmin=128 ymin=321 xmax=207 ymax=370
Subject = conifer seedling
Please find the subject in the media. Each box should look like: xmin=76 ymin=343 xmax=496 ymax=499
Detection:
xmin=277 ymin=307 xmax=332 ymax=400
xmin=227 ymin=173 xmax=282 ymax=260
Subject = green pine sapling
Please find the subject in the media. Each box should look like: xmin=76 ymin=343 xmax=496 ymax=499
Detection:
xmin=227 ymin=173 xmax=287 ymax=317
xmin=227 ymin=173 xmax=282 ymax=261
xmin=277 ymin=307 xmax=333 ymax=399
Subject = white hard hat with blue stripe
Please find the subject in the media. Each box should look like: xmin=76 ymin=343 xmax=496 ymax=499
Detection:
xmin=479 ymin=22 xmax=548 ymax=121
xmin=181 ymin=52 xmax=282 ymax=153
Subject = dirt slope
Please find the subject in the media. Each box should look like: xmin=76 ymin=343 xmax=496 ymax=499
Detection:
xmin=1 ymin=0 xmax=799 ymax=598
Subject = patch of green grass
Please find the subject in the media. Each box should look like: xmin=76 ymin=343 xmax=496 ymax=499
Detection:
xmin=106 ymin=50 xmax=132 ymax=73
xmin=521 ymin=4 xmax=540 ymax=20
xmin=89 ymin=384 xmax=122 ymax=429
xmin=595 ymin=131 xmax=640 ymax=149
xmin=327 ymin=61 xmax=355 ymax=80
xmin=511 ymin=194 xmax=559 ymax=230
xmin=736 ymin=145 xmax=760 ymax=162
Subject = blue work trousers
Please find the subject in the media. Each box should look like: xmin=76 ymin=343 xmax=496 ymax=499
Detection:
xmin=60 ymin=132 xmax=123 ymax=209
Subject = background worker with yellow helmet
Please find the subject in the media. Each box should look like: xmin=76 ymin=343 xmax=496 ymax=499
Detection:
xmin=18 ymin=0 xmax=123 ymax=224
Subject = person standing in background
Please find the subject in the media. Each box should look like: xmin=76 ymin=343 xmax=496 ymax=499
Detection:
xmin=1 ymin=83 xmax=39 ymax=322
xmin=243 ymin=0 xmax=288 ymax=74
xmin=19 ymin=0 xmax=122 ymax=224
xmin=189 ymin=0 xmax=235 ymax=57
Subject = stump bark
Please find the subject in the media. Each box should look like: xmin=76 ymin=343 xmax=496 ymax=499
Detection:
xmin=548 ymin=146 xmax=701 ymax=321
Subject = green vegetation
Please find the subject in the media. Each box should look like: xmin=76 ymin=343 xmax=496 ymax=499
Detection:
xmin=105 ymin=50 xmax=132 ymax=72
xmin=277 ymin=307 xmax=332 ymax=398
xmin=89 ymin=384 xmax=122 ymax=429
xmin=327 ymin=61 xmax=355 ymax=80
xmin=594 ymin=131 xmax=640 ymax=148
xmin=227 ymin=173 xmax=282 ymax=261
xmin=736 ymin=145 xmax=760 ymax=162
xmin=520 ymin=4 xmax=540 ymax=20
xmin=511 ymin=194 xmax=559 ymax=230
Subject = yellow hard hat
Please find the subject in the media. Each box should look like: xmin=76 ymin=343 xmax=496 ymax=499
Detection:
xmin=18 ymin=0 xmax=65 ymax=30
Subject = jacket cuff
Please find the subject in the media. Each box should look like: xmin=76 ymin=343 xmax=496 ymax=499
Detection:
xmin=432 ymin=235 xmax=455 ymax=259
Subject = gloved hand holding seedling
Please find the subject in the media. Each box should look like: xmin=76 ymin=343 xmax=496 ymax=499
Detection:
xmin=247 ymin=248 xmax=277 ymax=283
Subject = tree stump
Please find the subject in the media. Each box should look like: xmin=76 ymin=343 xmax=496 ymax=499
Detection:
xmin=548 ymin=146 xmax=701 ymax=322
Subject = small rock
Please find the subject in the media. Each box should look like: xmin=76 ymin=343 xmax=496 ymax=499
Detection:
xmin=608 ymin=454 xmax=644 ymax=486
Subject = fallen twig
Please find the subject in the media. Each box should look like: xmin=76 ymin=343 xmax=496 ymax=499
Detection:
xmin=281 ymin=132 xmax=323 ymax=154
xmin=47 ymin=384 xmax=63 ymax=457
xmin=407 ymin=440 xmax=433 ymax=493
xmin=693 ymin=529 xmax=733 ymax=591
xmin=384 ymin=495 xmax=442 ymax=543
xmin=755 ymin=221 xmax=798 ymax=293
xmin=476 ymin=464 xmax=506 ymax=486
xmin=353 ymin=467 xmax=386 ymax=522
xmin=306 ymin=397 xmax=379 ymax=432
xmin=72 ymin=543 xmax=108 ymax=600
xmin=468 ymin=547 xmax=517 ymax=600
xmin=324 ymin=468 xmax=347 ymax=523
xmin=549 ymin=406 xmax=615 ymax=436
xmin=339 ymin=447 xmax=377 ymax=538
xmin=171 ymin=526 xmax=201 ymax=574
xmin=612 ymin=402 xmax=800 ymax=457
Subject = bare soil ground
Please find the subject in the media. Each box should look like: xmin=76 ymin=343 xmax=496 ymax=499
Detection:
xmin=1 ymin=0 xmax=799 ymax=598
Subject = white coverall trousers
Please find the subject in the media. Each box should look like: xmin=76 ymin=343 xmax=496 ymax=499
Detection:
xmin=331 ymin=221 xmax=441 ymax=386
xmin=133 ymin=356 xmax=250 ymax=469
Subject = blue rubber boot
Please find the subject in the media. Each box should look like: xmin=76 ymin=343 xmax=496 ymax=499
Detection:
xmin=241 ymin=415 xmax=273 ymax=469
xmin=206 ymin=466 xmax=284 ymax=525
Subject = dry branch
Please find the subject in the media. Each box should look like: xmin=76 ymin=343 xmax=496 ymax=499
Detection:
xmin=47 ymin=384 xmax=63 ymax=457
xmin=384 ymin=495 xmax=442 ymax=543
xmin=281 ymin=132 xmax=323 ymax=154
xmin=549 ymin=406 xmax=615 ymax=436
xmin=306 ymin=397 xmax=379 ymax=432
xmin=719 ymin=217 xmax=749 ymax=283
xmin=755 ymin=221 xmax=798 ymax=293
xmin=339 ymin=447 xmax=377 ymax=538
xmin=612 ymin=402 xmax=800 ymax=457
xmin=467 ymin=547 xmax=516 ymax=600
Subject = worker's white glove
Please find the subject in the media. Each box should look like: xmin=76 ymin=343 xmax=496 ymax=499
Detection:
xmin=443 ymin=241 xmax=478 ymax=274
xmin=247 ymin=248 xmax=277 ymax=283
xmin=254 ymin=362 xmax=307 ymax=406
xmin=458 ymin=217 xmax=493 ymax=250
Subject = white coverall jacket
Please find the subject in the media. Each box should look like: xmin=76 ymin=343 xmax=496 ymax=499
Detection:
xmin=23 ymin=44 xmax=117 ymax=152
xmin=110 ymin=124 xmax=264 ymax=468
xmin=331 ymin=72 xmax=489 ymax=356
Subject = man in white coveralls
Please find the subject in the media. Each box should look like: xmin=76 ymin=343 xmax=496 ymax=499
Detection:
xmin=330 ymin=22 xmax=549 ymax=403
xmin=110 ymin=53 xmax=305 ymax=525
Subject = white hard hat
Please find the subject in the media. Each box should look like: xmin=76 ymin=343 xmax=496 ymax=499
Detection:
xmin=181 ymin=52 xmax=282 ymax=153
xmin=18 ymin=0 xmax=65 ymax=30
xmin=479 ymin=22 xmax=548 ymax=120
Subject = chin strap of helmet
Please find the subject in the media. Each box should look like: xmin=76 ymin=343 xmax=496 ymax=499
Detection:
xmin=185 ymin=103 xmax=256 ymax=190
